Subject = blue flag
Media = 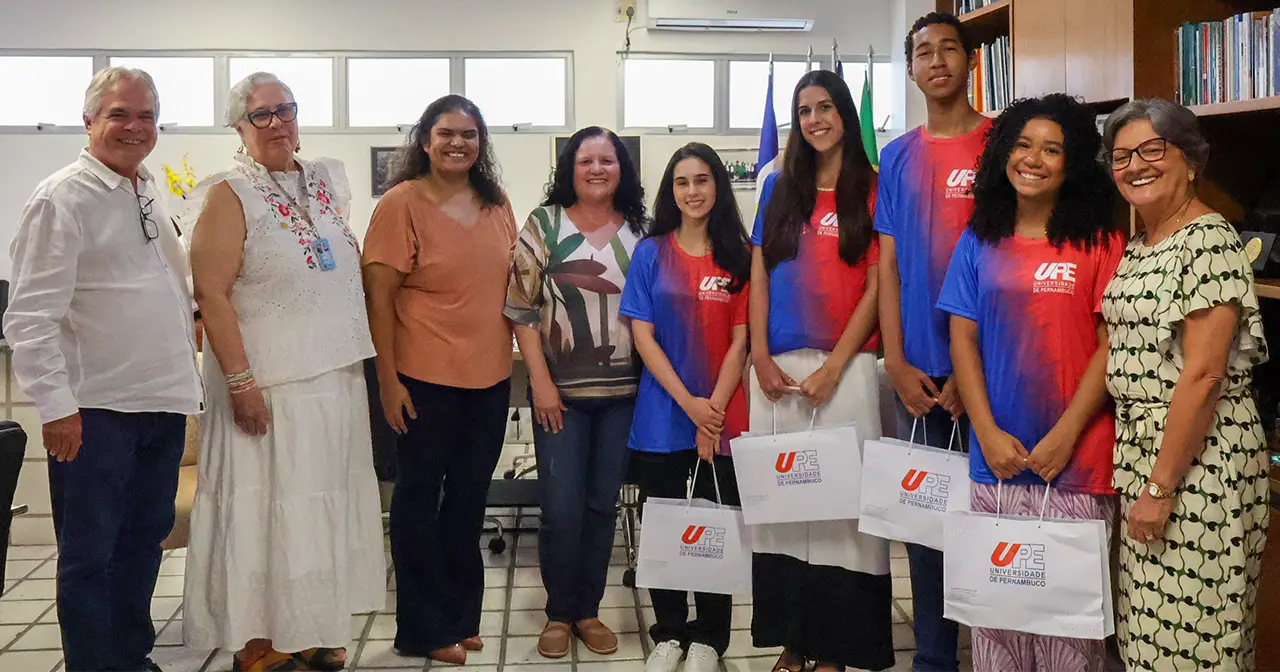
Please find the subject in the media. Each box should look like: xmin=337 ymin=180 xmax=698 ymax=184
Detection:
xmin=756 ymin=65 xmax=780 ymax=195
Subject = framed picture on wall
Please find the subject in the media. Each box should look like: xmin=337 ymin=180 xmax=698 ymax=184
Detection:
xmin=370 ymin=146 xmax=398 ymax=197
xmin=553 ymin=135 xmax=642 ymax=176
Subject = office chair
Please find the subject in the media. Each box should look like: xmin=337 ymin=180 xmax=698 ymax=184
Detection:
xmin=0 ymin=421 xmax=27 ymax=587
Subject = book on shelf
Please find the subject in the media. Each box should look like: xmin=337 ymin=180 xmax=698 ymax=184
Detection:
xmin=954 ymin=0 xmax=996 ymax=15
xmin=968 ymin=36 xmax=1011 ymax=114
xmin=1176 ymin=8 xmax=1280 ymax=106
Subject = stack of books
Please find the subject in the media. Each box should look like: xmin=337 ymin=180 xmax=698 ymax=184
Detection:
xmin=970 ymin=36 xmax=1012 ymax=114
xmin=954 ymin=0 xmax=996 ymax=14
xmin=1176 ymin=9 xmax=1280 ymax=106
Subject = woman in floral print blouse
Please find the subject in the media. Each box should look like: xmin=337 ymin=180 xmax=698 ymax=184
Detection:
xmin=506 ymin=126 xmax=648 ymax=660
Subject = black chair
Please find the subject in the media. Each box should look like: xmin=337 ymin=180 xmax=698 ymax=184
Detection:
xmin=0 ymin=421 xmax=28 ymax=587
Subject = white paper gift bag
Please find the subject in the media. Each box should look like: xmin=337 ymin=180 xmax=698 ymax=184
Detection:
xmin=729 ymin=407 xmax=863 ymax=526
xmin=635 ymin=461 xmax=753 ymax=596
xmin=859 ymin=421 xmax=971 ymax=550
xmin=943 ymin=484 xmax=1113 ymax=640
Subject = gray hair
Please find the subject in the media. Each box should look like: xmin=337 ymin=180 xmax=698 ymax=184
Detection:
xmin=226 ymin=72 xmax=295 ymax=127
xmin=83 ymin=66 xmax=159 ymax=119
xmin=1102 ymin=98 xmax=1210 ymax=173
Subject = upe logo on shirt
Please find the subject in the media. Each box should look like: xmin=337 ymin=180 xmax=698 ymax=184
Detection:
xmin=698 ymin=275 xmax=733 ymax=302
xmin=775 ymin=450 xmax=823 ymax=486
xmin=1032 ymin=262 xmax=1078 ymax=295
xmin=815 ymin=211 xmax=840 ymax=238
xmin=945 ymin=169 xmax=978 ymax=199
xmin=989 ymin=542 xmax=1047 ymax=587
xmin=679 ymin=525 xmax=727 ymax=560
xmin=899 ymin=469 xmax=952 ymax=511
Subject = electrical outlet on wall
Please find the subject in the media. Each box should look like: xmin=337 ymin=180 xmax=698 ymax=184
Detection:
xmin=615 ymin=0 xmax=637 ymax=22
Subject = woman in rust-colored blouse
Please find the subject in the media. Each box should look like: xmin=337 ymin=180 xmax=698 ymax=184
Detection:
xmin=361 ymin=94 xmax=516 ymax=666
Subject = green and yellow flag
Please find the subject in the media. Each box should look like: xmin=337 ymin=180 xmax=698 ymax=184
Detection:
xmin=860 ymin=74 xmax=878 ymax=170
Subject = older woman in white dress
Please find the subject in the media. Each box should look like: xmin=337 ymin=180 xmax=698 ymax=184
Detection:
xmin=181 ymin=72 xmax=386 ymax=672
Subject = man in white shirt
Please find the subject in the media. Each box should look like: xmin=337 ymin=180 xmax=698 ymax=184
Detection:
xmin=4 ymin=67 xmax=203 ymax=672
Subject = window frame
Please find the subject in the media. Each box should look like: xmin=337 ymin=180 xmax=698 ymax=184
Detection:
xmin=617 ymin=52 xmax=722 ymax=134
xmin=459 ymin=52 xmax=575 ymax=134
xmin=0 ymin=49 xmax=575 ymax=135
xmin=0 ymin=50 xmax=109 ymax=134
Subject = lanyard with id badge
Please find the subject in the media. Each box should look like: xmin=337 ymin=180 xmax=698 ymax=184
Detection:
xmin=267 ymin=167 xmax=337 ymax=271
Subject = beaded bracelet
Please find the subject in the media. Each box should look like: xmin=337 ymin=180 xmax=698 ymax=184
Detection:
xmin=227 ymin=378 xmax=258 ymax=395
xmin=225 ymin=369 xmax=254 ymax=384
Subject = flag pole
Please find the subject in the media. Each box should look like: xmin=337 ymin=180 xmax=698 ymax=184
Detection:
xmin=806 ymin=46 xmax=814 ymax=71
xmin=832 ymin=38 xmax=839 ymax=72
xmin=768 ymin=51 xmax=774 ymax=76
xmin=868 ymin=45 xmax=875 ymax=96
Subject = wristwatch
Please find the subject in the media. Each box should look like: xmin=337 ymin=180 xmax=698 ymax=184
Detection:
xmin=1146 ymin=480 xmax=1174 ymax=500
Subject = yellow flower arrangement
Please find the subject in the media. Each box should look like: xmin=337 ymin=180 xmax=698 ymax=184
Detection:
xmin=162 ymin=154 xmax=199 ymax=198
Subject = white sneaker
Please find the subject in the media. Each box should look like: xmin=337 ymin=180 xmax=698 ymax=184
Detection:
xmin=645 ymin=640 xmax=684 ymax=672
xmin=682 ymin=642 xmax=720 ymax=672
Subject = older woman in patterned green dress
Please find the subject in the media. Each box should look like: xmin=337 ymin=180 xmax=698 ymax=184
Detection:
xmin=1099 ymin=98 xmax=1270 ymax=671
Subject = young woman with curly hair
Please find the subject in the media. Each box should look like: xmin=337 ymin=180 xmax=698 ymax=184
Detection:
xmin=936 ymin=93 xmax=1124 ymax=671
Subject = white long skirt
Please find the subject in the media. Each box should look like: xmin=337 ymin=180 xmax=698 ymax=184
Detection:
xmin=183 ymin=360 xmax=387 ymax=651
xmin=747 ymin=349 xmax=889 ymax=574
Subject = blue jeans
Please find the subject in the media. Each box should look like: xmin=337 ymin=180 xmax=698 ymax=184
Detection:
xmin=893 ymin=383 xmax=966 ymax=672
xmin=48 ymin=409 xmax=185 ymax=672
xmin=534 ymin=395 xmax=635 ymax=623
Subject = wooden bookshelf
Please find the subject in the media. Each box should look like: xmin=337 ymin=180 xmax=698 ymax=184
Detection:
xmin=1258 ymin=278 xmax=1280 ymax=300
xmin=957 ymin=0 xmax=1012 ymax=44
xmin=1189 ymin=96 xmax=1280 ymax=117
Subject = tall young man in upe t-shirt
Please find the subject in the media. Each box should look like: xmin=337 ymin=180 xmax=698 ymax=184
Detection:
xmin=875 ymin=12 xmax=991 ymax=672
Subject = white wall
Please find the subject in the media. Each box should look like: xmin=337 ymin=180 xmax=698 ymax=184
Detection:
xmin=0 ymin=0 xmax=901 ymax=248
xmin=0 ymin=0 xmax=910 ymax=544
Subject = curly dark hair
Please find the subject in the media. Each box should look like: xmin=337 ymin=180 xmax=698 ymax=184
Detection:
xmin=542 ymin=126 xmax=647 ymax=235
xmin=968 ymin=93 xmax=1117 ymax=250
xmin=648 ymin=142 xmax=751 ymax=293
xmin=904 ymin=11 xmax=975 ymax=61
xmin=761 ymin=70 xmax=875 ymax=271
xmin=387 ymin=94 xmax=505 ymax=207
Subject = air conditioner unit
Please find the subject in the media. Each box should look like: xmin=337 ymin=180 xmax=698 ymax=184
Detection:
xmin=646 ymin=0 xmax=816 ymax=32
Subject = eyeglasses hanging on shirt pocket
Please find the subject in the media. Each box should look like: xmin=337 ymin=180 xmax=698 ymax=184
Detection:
xmin=137 ymin=194 xmax=159 ymax=243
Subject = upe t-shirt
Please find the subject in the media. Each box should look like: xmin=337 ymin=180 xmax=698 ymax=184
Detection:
xmin=750 ymin=171 xmax=881 ymax=355
xmin=874 ymin=119 xmax=992 ymax=377
xmin=620 ymin=234 xmax=749 ymax=454
xmin=936 ymin=229 xmax=1125 ymax=494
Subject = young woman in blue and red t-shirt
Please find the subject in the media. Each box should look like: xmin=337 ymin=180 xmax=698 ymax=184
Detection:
xmin=619 ymin=142 xmax=750 ymax=672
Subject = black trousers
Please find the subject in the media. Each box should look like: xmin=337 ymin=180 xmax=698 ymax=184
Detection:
xmin=390 ymin=375 xmax=511 ymax=654
xmin=631 ymin=450 xmax=741 ymax=656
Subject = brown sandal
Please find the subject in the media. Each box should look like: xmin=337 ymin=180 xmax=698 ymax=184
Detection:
xmin=771 ymin=649 xmax=805 ymax=672
xmin=232 ymin=650 xmax=306 ymax=672
xmin=292 ymin=648 xmax=346 ymax=671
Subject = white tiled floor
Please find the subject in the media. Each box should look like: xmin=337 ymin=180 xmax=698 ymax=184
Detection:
xmin=0 ymin=525 xmax=973 ymax=672
xmin=0 ymin=441 xmax=975 ymax=671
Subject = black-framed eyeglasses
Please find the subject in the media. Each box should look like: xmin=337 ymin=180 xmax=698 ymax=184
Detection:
xmin=138 ymin=195 xmax=159 ymax=243
xmin=246 ymin=102 xmax=299 ymax=129
xmin=1105 ymin=137 xmax=1168 ymax=170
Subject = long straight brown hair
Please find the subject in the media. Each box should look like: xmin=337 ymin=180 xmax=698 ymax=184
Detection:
xmin=761 ymin=70 xmax=875 ymax=270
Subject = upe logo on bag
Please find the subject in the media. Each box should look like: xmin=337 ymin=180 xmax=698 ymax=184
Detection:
xmin=679 ymin=525 xmax=727 ymax=560
xmin=775 ymin=450 xmax=823 ymax=486
xmin=898 ymin=469 xmax=951 ymax=511
xmin=988 ymin=542 xmax=1047 ymax=587
xmin=698 ymin=275 xmax=733 ymax=302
